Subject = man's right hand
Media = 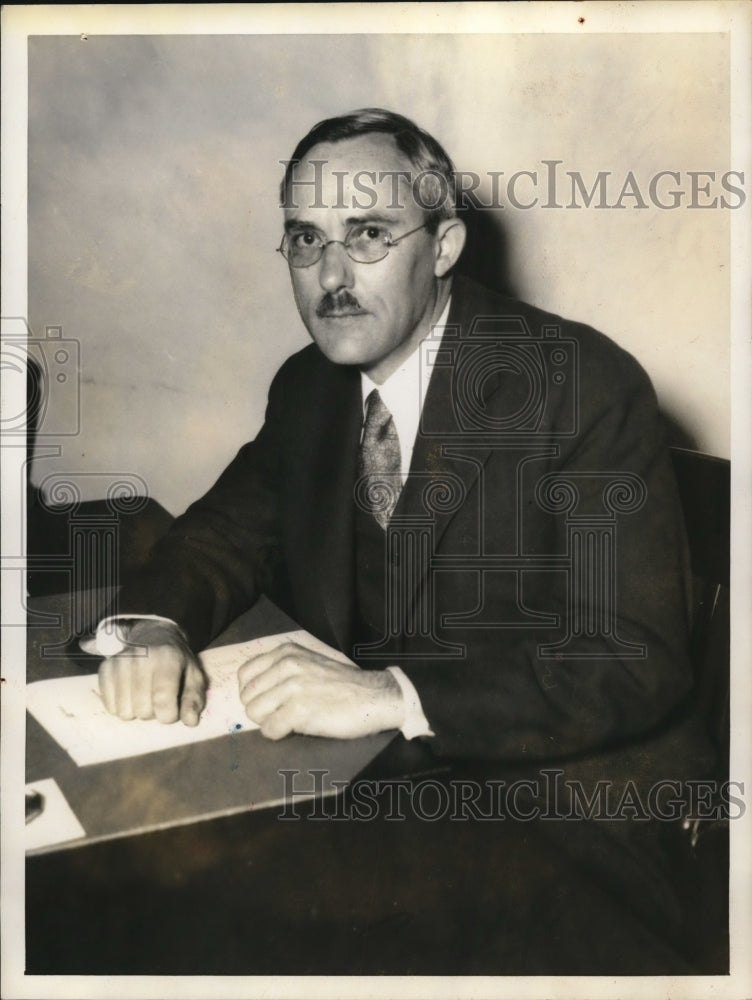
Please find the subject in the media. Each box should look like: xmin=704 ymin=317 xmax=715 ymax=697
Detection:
xmin=97 ymin=620 xmax=207 ymax=726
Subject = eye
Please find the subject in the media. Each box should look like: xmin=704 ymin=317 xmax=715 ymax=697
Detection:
xmin=349 ymin=224 xmax=389 ymax=244
xmin=290 ymin=230 xmax=321 ymax=248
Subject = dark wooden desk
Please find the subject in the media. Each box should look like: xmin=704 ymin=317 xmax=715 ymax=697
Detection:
xmin=27 ymin=591 xmax=711 ymax=976
xmin=26 ymin=592 xmax=395 ymax=851
xmin=25 ymin=590 xmax=442 ymax=975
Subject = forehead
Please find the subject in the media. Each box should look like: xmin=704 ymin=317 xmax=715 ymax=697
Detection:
xmin=285 ymin=133 xmax=418 ymax=217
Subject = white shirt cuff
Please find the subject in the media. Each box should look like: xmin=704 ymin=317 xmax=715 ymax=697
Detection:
xmin=386 ymin=666 xmax=435 ymax=740
xmin=80 ymin=614 xmax=180 ymax=656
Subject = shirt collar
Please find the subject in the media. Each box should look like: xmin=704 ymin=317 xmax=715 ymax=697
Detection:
xmin=360 ymin=296 xmax=452 ymax=415
xmin=360 ymin=297 xmax=451 ymax=476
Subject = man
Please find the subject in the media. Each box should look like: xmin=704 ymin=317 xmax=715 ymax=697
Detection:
xmin=89 ymin=109 xmax=709 ymax=972
xmin=95 ymin=108 xmax=692 ymax=758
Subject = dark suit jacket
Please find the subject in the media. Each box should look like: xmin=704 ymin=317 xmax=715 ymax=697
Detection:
xmin=117 ymin=275 xmax=701 ymax=766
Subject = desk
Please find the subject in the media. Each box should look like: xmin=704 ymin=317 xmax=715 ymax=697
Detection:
xmin=26 ymin=591 xmax=396 ymax=851
xmin=25 ymin=590 xmax=443 ymax=975
xmin=25 ymin=592 xmax=706 ymax=976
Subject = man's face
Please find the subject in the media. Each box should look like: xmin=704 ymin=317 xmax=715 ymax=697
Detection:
xmin=283 ymin=134 xmax=449 ymax=383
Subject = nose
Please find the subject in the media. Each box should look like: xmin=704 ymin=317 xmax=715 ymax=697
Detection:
xmin=318 ymin=240 xmax=354 ymax=293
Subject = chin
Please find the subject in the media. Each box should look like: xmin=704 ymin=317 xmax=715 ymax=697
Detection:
xmin=318 ymin=342 xmax=376 ymax=368
xmin=310 ymin=327 xmax=379 ymax=368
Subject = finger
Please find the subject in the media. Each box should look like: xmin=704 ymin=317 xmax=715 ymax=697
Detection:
xmin=237 ymin=642 xmax=309 ymax=688
xmin=150 ymin=647 xmax=185 ymax=724
xmin=243 ymin=676 xmax=301 ymax=726
xmin=238 ymin=654 xmax=303 ymax=706
xmin=131 ymin=653 xmax=156 ymax=720
xmin=259 ymin=702 xmax=301 ymax=741
xmin=113 ymin=658 xmax=135 ymax=720
xmin=179 ymin=659 xmax=207 ymax=727
xmin=98 ymin=658 xmax=117 ymax=715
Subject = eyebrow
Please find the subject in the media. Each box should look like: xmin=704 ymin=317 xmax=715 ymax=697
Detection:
xmin=344 ymin=212 xmax=401 ymax=227
xmin=284 ymin=218 xmax=321 ymax=234
xmin=283 ymin=212 xmax=402 ymax=234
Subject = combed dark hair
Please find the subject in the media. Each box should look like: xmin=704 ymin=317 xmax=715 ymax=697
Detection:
xmin=280 ymin=108 xmax=457 ymax=232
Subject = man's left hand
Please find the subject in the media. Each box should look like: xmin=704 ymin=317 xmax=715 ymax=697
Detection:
xmin=237 ymin=642 xmax=404 ymax=739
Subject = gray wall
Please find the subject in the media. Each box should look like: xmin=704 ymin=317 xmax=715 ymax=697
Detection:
xmin=29 ymin=32 xmax=731 ymax=515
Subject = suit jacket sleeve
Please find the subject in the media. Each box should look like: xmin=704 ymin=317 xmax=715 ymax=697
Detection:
xmin=111 ymin=357 xmax=294 ymax=651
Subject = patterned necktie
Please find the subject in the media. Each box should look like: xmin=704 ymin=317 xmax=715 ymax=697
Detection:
xmin=358 ymin=389 xmax=403 ymax=529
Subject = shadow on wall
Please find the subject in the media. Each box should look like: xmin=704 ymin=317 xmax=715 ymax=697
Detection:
xmin=661 ymin=413 xmax=699 ymax=453
xmin=456 ymin=203 xmax=519 ymax=300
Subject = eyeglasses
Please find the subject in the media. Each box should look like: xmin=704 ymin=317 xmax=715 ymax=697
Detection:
xmin=277 ymin=221 xmax=429 ymax=268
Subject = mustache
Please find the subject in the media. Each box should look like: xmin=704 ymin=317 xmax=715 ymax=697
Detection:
xmin=315 ymin=291 xmax=364 ymax=317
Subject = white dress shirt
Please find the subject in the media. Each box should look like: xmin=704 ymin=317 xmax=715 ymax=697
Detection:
xmin=89 ymin=298 xmax=452 ymax=742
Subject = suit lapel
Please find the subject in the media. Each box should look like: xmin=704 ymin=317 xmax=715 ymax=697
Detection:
xmin=395 ymin=359 xmax=489 ymax=549
xmin=392 ymin=277 xmax=535 ymax=624
xmin=395 ymin=282 xmax=494 ymax=550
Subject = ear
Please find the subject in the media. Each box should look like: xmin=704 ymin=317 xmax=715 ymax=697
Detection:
xmin=433 ymin=217 xmax=467 ymax=277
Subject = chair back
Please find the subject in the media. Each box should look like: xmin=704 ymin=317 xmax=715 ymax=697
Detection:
xmin=670 ymin=447 xmax=730 ymax=775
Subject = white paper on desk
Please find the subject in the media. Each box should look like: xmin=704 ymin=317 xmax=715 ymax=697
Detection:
xmin=25 ymin=778 xmax=86 ymax=852
xmin=26 ymin=629 xmax=352 ymax=767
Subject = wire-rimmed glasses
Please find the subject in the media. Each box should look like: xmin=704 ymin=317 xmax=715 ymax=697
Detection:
xmin=277 ymin=221 xmax=429 ymax=268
